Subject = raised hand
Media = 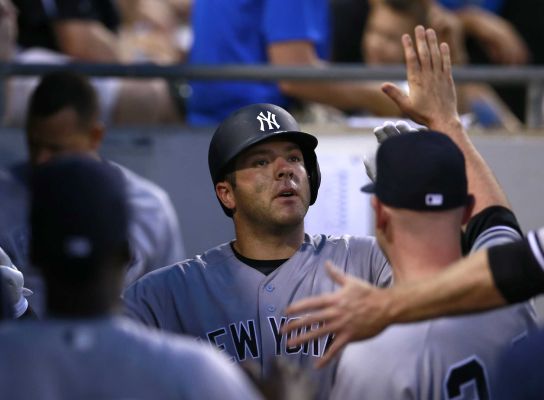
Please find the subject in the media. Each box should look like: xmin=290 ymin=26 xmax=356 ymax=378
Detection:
xmin=381 ymin=26 xmax=460 ymax=134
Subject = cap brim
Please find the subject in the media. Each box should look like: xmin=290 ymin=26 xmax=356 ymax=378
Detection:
xmin=360 ymin=182 xmax=376 ymax=193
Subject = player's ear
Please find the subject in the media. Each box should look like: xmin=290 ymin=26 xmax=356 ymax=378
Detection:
xmin=216 ymin=181 xmax=236 ymax=212
xmin=461 ymin=194 xmax=475 ymax=225
xmin=372 ymin=196 xmax=389 ymax=230
xmin=89 ymin=121 xmax=105 ymax=151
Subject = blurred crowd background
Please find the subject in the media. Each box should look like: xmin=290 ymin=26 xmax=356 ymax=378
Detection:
xmin=1 ymin=0 xmax=543 ymax=130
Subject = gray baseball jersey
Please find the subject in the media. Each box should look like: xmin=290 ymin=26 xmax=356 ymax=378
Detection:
xmin=0 ymin=161 xmax=185 ymax=316
xmin=331 ymin=223 xmax=537 ymax=400
xmin=0 ymin=316 xmax=261 ymax=400
xmin=123 ymin=233 xmax=391 ymax=398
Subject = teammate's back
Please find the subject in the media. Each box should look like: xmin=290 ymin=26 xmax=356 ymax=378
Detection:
xmin=0 ymin=316 xmax=259 ymax=400
xmin=332 ymin=302 xmax=537 ymax=399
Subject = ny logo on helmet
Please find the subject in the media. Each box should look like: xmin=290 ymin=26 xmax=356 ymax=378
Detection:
xmin=257 ymin=111 xmax=280 ymax=131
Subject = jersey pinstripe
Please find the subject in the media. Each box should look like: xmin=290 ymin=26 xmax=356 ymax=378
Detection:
xmin=527 ymin=227 xmax=544 ymax=271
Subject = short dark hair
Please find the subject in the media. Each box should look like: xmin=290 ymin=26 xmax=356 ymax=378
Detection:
xmin=26 ymin=71 xmax=99 ymax=131
xmin=383 ymin=0 xmax=428 ymax=26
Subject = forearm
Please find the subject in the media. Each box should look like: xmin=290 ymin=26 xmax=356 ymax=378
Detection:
xmin=387 ymin=250 xmax=507 ymax=324
xmin=279 ymin=80 xmax=402 ymax=116
xmin=54 ymin=21 xmax=123 ymax=62
xmin=268 ymin=40 xmax=401 ymax=116
xmin=427 ymin=118 xmax=510 ymax=215
xmin=459 ymin=83 xmax=522 ymax=132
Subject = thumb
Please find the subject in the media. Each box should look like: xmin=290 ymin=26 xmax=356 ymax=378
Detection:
xmin=325 ymin=261 xmax=347 ymax=286
xmin=381 ymin=82 xmax=410 ymax=112
xmin=363 ymin=153 xmax=377 ymax=183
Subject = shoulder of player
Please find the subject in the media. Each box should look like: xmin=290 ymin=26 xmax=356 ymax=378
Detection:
xmin=337 ymin=324 xmax=427 ymax=390
xmin=126 ymin=242 xmax=236 ymax=286
xmin=107 ymin=161 xmax=172 ymax=206
xmin=426 ymin=303 xmax=538 ymax=347
xmin=307 ymin=233 xmax=380 ymax=250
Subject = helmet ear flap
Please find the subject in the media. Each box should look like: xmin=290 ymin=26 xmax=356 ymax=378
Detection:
xmin=305 ymin=151 xmax=321 ymax=205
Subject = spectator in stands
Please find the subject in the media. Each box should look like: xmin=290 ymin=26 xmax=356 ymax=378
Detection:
xmin=3 ymin=0 xmax=181 ymax=126
xmin=0 ymin=71 xmax=186 ymax=317
xmin=438 ymin=0 xmax=529 ymax=65
xmin=362 ymin=0 xmax=521 ymax=130
xmin=439 ymin=0 xmax=544 ymax=121
xmin=116 ymin=0 xmax=192 ymax=63
xmin=187 ymin=0 xmax=403 ymax=125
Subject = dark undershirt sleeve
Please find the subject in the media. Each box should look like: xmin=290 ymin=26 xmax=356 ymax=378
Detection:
xmin=488 ymin=229 xmax=544 ymax=303
xmin=462 ymin=206 xmax=522 ymax=255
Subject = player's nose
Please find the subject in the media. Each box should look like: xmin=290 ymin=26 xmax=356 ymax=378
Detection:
xmin=275 ymin=157 xmax=294 ymax=180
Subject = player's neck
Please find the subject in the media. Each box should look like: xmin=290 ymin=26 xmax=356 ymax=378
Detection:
xmin=385 ymin=231 xmax=463 ymax=285
xmin=233 ymin=222 xmax=305 ymax=260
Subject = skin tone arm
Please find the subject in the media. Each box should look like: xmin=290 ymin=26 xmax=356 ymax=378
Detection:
xmin=456 ymin=6 xmax=529 ymax=65
xmin=53 ymin=21 xmax=124 ymax=62
xmin=268 ymin=41 xmax=401 ymax=116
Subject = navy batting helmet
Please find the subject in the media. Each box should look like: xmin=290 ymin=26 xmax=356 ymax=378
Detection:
xmin=208 ymin=103 xmax=321 ymax=217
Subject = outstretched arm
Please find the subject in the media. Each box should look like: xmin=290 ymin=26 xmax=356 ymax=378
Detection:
xmin=382 ymin=26 xmax=509 ymax=216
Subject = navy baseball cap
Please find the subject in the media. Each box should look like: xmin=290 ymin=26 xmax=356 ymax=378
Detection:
xmin=362 ymin=131 xmax=471 ymax=211
xmin=30 ymin=156 xmax=129 ymax=277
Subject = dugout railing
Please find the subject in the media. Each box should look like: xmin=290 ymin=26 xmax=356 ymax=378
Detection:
xmin=1 ymin=63 xmax=544 ymax=128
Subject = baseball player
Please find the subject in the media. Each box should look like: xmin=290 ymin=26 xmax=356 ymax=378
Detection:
xmin=329 ymin=130 xmax=537 ymax=399
xmin=123 ymin=26 xmax=520 ymax=398
xmin=125 ymin=101 xmax=391 ymax=398
xmin=0 ymin=71 xmax=185 ymax=317
xmin=0 ymin=156 xmax=261 ymax=400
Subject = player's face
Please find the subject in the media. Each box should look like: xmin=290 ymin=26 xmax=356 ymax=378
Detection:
xmin=229 ymin=139 xmax=311 ymax=230
xmin=363 ymin=5 xmax=417 ymax=65
xmin=26 ymin=107 xmax=101 ymax=166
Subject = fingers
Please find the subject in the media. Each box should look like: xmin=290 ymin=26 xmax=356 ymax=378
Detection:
xmin=373 ymin=121 xmax=393 ymax=143
xmin=325 ymin=261 xmax=347 ymax=285
xmin=282 ymin=309 xmax=335 ymax=336
xmin=0 ymin=246 xmax=13 ymax=267
xmin=402 ymin=34 xmax=419 ymax=83
xmin=440 ymin=42 xmax=451 ymax=75
xmin=426 ymin=28 xmax=441 ymax=71
xmin=394 ymin=121 xmax=414 ymax=133
xmin=315 ymin=334 xmax=348 ymax=369
xmin=382 ymin=121 xmax=402 ymax=138
xmin=381 ymin=82 xmax=409 ymax=112
xmin=414 ymin=26 xmax=431 ymax=71
xmin=284 ymin=293 xmax=335 ymax=315
xmin=285 ymin=323 xmax=331 ymax=348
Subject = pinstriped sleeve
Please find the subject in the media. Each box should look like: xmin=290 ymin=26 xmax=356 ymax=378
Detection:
xmin=488 ymin=227 xmax=544 ymax=303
